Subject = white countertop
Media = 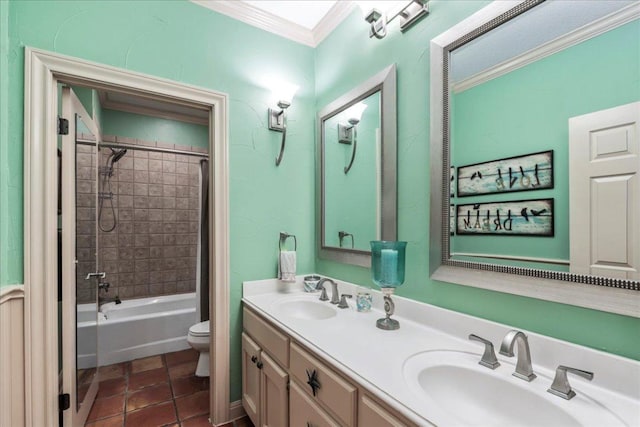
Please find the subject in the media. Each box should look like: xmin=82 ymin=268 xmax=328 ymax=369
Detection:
xmin=242 ymin=276 xmax=640 ymax=427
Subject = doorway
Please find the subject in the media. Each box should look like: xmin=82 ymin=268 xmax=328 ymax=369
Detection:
xmin=24 ymin=47 xmax=230 ymax=426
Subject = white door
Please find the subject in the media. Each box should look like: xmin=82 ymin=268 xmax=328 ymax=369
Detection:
xmin=61 ymin=87 xmax=102 ymax=426
xmin=569 ymin=102 xmax=640 ymax=280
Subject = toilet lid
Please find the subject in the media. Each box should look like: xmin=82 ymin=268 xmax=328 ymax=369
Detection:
xmin=189 ymin=320 xmax=210 ymax=337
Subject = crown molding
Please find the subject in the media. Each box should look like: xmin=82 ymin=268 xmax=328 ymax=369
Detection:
xmin=190 ymin=1 xmax=356 ymax=47
xmin=313 ymin=2 xmax=358 ymax=46
xmin=452 ymin=2 xmax=640 ymax=93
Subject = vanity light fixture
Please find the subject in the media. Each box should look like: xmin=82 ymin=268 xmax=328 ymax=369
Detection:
xmin=268 ymin=81 xmax=298 ymax=166
xmin=338 ymin=102 xmax=367 ymax=174
xmin=361 ymin=0 xmax=430 ymax=39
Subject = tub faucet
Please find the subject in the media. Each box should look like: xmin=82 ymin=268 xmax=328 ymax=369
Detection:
xmin=499 ymin=330 xmax=536 ymax=381
xmin=98 ymin=294 xmax=121 ymax=310
xmin=316 ymin=278 xmax=340 ymax=304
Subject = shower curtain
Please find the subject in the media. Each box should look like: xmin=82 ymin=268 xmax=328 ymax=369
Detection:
xmin=199 ymin=159 xmax=210 ymax=322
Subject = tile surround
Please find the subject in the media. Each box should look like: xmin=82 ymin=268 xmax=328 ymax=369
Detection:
xmin=75 ymin=137 xmax=206 ymax=303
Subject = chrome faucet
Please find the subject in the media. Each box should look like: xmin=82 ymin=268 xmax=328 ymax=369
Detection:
xmin=97 ymin=282 xmax=121 ymax=310
xmin=499 ymin=330 xmax=537 ymax=381
xmin=98 ymin=293 xmax=121 ymax=310
xmin=316 ymin=278 xmax=340 ymax=304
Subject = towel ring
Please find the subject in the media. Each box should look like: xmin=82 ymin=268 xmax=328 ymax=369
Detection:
xmin=279 ymin=232 xmax=297 ymax=251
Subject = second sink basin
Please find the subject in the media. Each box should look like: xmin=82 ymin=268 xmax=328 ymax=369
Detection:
xmin=272 ymin=297 xmax=337 ymax=320
xmin=402 ymin=350 xmax=624 ymax=427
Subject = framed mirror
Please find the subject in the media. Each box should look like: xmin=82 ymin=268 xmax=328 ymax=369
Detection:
xmin=430 ymin=0 xmax=640 ymax=316
xmin=318 ymin=64 xmax=397 ymax=267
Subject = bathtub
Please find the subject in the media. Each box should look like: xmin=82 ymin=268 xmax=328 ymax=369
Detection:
xmin=77 ymin=293 xmax=196 ymax=368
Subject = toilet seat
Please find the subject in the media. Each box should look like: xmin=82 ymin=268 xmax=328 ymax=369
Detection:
xmin=189 ymin=320 xmax=210 ymax=337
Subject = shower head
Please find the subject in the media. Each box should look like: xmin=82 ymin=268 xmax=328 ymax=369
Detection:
xmin=109 ymin=148 xmax=127 ymax=164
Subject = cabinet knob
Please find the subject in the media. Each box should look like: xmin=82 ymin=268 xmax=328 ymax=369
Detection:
xmin=251 ymin=355 xmax=257 ymax=364
xmin=257 ymin=361 xmax=263 ymax=369
xmin=306 ymin=369 xmax=321 ymax=397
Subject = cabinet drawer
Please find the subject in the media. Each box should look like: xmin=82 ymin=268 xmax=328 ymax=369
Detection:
xmin=290 ymin=342 xmax=357 ymax=427
xmin=359 ymin=394 xmax=415 ymax=427
xmin=243 ymin=307 xmax=289 ymax=368
xmin=290 ymin=381 xmax=340 ymax=427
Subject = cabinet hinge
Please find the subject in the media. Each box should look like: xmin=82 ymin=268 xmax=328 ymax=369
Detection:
xmin=59 ymin=393 xmax=70 ymax=411
xmin=58 ymin=117 xmax=69 ymax=135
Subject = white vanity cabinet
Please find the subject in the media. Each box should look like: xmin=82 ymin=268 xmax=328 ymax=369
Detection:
xmin=242 ymin=306 xmax=418 ymax=427
xmin=242 ymin=306 xmax=290 ymax=427
xmin=241 ymin=332 xmax=289 ymax=427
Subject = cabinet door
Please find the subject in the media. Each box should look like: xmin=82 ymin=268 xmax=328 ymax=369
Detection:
xmin=290 ymin=381 xmax=340 ymax=427
xmin=242 ymin=333 xmax=261 ymax=427
xmin=290 ymin=343 xmax=357 ymax=426
xmin=260 ymin=352 xmax=289 ymax=427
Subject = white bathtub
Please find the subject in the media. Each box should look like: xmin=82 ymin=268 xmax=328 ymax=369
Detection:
xmin=77 ymin=293 xmax=196 ymax=368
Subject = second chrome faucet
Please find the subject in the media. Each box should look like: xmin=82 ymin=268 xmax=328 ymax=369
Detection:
xmin=499 ymin=330 xmax=537 ymax=381
xmin=316 ymin=278 xmax=340 ymax=304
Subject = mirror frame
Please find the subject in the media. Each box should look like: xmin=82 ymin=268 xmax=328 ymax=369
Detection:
xmin=317 ymin=64 xmax=397 ymax=267
xmin=429 ymin=0 xmax=640 ymax=317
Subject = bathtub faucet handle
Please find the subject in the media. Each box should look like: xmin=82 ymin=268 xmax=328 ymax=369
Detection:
xmin=98 ymin=282 xmax=110 ymax=292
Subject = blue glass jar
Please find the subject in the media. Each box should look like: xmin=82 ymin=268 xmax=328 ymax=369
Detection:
xmin=370 ymin=241 xmax=407 ymax=289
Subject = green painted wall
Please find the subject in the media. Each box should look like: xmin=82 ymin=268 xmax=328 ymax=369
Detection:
xmin=315 ymin=3 xmax=640 ymax=360
xmin=450 ymin=21 xmax=640 ymax=264
xmin=101 ymin=109 xmax=208 ymax=149
xmin=2 ymin=0 xmax=639 ymax=409
xmin=2 ymin=0 xmax=316 ymax=401
xmin=323 ymin=92 xmax=380 ymax=250
xmin=0 ymin=0 xmax=17 ymax=286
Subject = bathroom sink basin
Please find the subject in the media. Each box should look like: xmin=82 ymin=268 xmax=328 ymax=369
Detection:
xmin=403 ymin=351 xmax=624 ymax=427
xmin=272 ymin=298 xmax=337 ymax=320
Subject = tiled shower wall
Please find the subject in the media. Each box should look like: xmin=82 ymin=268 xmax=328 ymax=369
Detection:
xmin=76 ymin=136 xmax=207 ymax=304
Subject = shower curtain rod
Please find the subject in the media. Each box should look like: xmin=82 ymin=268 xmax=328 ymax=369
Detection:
xmin=76 ymin=138 xmax=209 ymax=158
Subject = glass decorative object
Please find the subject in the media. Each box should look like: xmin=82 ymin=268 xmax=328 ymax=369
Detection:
xmin=370 ymin=240 xmax=407 ymax=330
xmin=356 ymin=291 xmax=373 ymax=312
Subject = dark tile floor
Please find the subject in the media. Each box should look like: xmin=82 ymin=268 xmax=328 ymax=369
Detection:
xmin=84 ymin=349 xmax=253 ymax=427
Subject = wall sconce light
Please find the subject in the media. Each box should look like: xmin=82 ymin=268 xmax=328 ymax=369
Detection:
xmin=360 ymin=0 xmax=430 ymax=39
xmin=338 ymin=102 xmax=367 ymax=174
xmin=268 ymin=82 xmax=298 ymax=166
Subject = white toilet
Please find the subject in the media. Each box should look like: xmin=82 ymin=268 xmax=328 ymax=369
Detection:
xmin=187 ymin=320 xmax=210 ymax=377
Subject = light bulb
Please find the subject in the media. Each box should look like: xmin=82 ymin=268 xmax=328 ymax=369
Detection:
xmin=271 ymin=81 xmax=299 ymax=108
xmin=345 ymin=102 xmax=368 ymax=123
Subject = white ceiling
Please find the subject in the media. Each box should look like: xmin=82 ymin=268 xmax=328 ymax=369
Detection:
xmin=243 ymin=0 xmax=338 ymax=30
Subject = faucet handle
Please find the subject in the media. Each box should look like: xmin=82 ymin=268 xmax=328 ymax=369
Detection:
xmin=547 ymin=365 xmax=594 ymax=400
xmin=319 ymin=287 xmax=329 ymax=301
xmin=469 ymin=334 xmax=500 ymax=369
xmin=468 ymin=334 xmax=500 ymax=369
xmin=337 ymin=294 xmax=352 ymax=309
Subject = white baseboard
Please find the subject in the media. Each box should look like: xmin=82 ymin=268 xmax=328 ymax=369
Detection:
xmin=228 ymin=400 xmax=247 ymax=421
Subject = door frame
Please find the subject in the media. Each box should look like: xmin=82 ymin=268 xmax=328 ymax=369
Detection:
xmin=23 ymin=47 xmax=230 ymax=425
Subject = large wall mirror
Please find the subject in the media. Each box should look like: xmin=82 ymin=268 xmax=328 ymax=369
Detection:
xmin=430 ymin=0 xmax=640 ymax=316
xmin=318 ymin=64 xmax=397 ymax=267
